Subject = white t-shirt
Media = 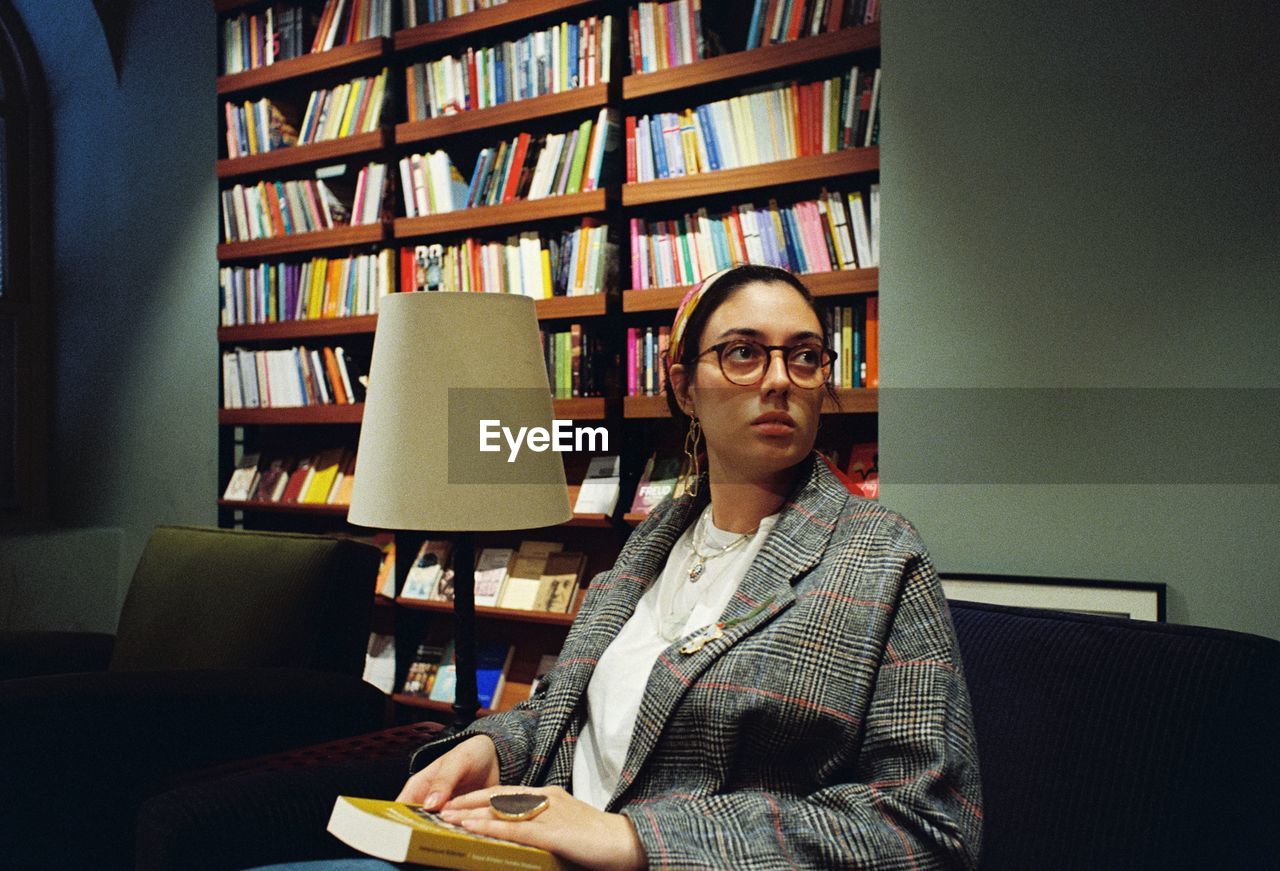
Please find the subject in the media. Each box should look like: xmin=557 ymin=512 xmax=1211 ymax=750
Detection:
xmin=571 ymin=504 xmax=780 ymax=810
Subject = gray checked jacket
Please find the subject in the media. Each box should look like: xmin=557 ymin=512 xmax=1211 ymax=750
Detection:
xmin=412 ymin=453 xmax=984 ymax=869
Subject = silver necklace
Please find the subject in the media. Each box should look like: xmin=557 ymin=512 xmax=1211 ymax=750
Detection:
xmin=687 ymin=509 xmax=753 ymax=582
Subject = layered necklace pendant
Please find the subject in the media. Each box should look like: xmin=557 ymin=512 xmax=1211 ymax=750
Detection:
xmin=687 ymin=561 xmax=706 ymax=582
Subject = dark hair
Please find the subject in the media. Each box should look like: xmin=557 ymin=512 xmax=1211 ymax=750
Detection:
xmin=663 ymin=264 xmax=838 ymax=422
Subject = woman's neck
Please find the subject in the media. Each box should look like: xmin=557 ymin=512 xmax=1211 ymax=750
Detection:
xmin=704 ymin=459 xmax=798 ymax=533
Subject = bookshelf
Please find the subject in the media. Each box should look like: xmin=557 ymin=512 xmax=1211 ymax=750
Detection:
xmin=213 ymin=0 xmax=880 ymax=721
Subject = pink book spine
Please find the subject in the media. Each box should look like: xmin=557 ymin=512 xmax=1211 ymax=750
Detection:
xmin=626 ymin=327 xmax=638 ymax=396
xmin=800 ymin=201 xmax=833 ymax=272
xmin=630 ymin=218 xmax=642 ymax=290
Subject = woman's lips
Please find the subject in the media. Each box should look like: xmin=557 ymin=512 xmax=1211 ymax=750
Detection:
xmin=751 ymin=412 xmax=797 ymax=436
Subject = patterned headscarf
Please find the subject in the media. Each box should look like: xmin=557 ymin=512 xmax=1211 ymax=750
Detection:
xmin=667 ymin=267 xmax=734 ymax=366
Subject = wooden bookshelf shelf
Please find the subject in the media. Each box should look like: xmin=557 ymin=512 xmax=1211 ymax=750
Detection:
xmin=393 ymin=694 xmax=491 ymax=716
xmin=217 ymin=224 xmax=387 ymax=261
xmin=623 ymin=512 xmax=648 ymax=527
xmin=219 ymin=404 xmax=364 ymax=425
xmin=217 ymin=499 xmax=350 ymax=516
xmin=215 ymin=0 xmax=263 ymax=13
xmin=563 ymin=513 xmax=613 ymax=528
xmin=554 ymin=397 xmax=607 ymax=420
xmin=396 ymin=597 xmax=577 ymax=627
xmin=623 ymin=269 xmax=879 ymax=313
xmin=622 ymin=148 xmax=879 ymax=207
xmin=217 ymin=38 xmax=389 ymax=95
xmin=536 ymin=294 xmax=608 ymax=320
xmin=395 ymin=84 xmax=610 ymax=147
xmin=394 ymin=0 xmax=602 ymax=52
xmin=624 ymin=389 xmax=877 ymax=418
xmin=623 ymin=24 xmax=881 ymax=101
xmin=217 ymin=130 xmax=391 ymax=179
xmin=394 ymin=189 xmax=608 ymax=238
xmin=218 ymin=315 xmax=378 ymax=343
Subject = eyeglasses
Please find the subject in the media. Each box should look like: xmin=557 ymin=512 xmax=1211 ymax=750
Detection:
xmin=695 ymin=339 xmax=837 ymax=389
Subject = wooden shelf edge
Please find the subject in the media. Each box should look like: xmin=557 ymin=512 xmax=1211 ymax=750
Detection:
xmin=622 ymin=149 xmax=879 ymax=207
xmin=395 ymin=84 xmax=610 ymax=146
xmin=553 ymin=397 xmax=607 ymax=420
xmin=623 ymin=24 xmax=881 ymax=100
xmin=623 ymin=269 xmax=878 ymax=312
xmin=217 ymin=130 xmax=390 ymax=179
xmin=394 ymin=0 xmax=602 ymax=51
xmin=217 ymin=38 xmax=389 ymax=95
xmin=218 ymin=404 xmax=365 ymax=425
xmin=623 ymin=394 xmax=669 ymax=418
xmin=823 ymin=388 xmax=878 ymax=415
xmin=535 ymin=294 xmax=608 ymax=320
xmin=218 ymin=315 xmax=379 ymax=344
xmin=218 ymin=224 xmax=387 ymax=260
xmin=394 ymin=189 xmax=608 ymax=238
xmin=395 ymin=597 xmax=576 ymax=626
xmin=217 ymin=498 xmax=350 ymax=515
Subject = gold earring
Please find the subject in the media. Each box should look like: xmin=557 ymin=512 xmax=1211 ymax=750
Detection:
xmin=681 ymin=417 xmax=703 ymax=498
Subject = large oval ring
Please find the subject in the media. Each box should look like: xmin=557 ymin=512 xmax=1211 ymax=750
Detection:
xmin=489 ymin=792 xmax=549 ymax=821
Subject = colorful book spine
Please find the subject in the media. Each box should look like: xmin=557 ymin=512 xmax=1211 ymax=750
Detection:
xmin=220 ymin=344 xmax=366 ymax=409
xmin=219 ymin=251 xmax=394 ymax=327
xmin=629 ymin=1 xmax=705 ymax=74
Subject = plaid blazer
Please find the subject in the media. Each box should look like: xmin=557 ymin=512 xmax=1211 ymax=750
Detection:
xmin=413 ymin=454 xmax=983 ymax=869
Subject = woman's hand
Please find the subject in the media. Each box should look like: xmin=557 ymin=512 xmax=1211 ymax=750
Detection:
xmin=439 ymin=785 xmax=646 ymax=871
xmin=395 ymin=735 xmax=500 ymax=811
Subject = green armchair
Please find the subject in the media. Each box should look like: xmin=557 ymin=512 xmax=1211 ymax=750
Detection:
xmin=0 ymin=526 xmax=393 ymax=869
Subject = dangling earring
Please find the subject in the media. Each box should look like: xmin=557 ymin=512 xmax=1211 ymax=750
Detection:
xmin=681 ymin=417 xmax=703 ymax=498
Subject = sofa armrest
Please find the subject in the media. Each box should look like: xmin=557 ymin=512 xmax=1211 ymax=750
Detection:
xmin=0 ymin=668 xmax=391 ymax=868
xmin=0 ymin=630 xmax=115 ymax=679
xmin=136 ymin=755 xmax=411 ymax=870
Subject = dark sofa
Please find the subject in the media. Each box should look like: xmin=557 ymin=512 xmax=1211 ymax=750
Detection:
xmin=133 ymin=600 xmax=1280 ymax=870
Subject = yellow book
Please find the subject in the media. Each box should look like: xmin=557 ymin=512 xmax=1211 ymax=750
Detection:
xmin=362 ymin=68 xmax=388 ymax=134
xmin=307 ymin=258 xmax=327 ymax=319
xmin=338 ymin=78 xmax=365 ymax=138
xmin=778 ymin=88 xmax=798 ymax=160
xmin=540 ymin=248 xmax=554 ymax=299
xmin=301 ymin=448 xmax=344 ymax=503
xmin=243 ymin=100 xmax=259 ymax=155
xmin=327 ymin=796 xmax=576 ymax=870
xmin=323 ymin=84 xmax=350 ymax=141
xmin=679 ymin=109 xmax=700 ymax=174
xmin=730 ymin=96 xmax=757 ymax=165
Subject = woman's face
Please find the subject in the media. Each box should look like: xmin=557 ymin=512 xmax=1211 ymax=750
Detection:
xmin=671 ymin=280 xmax=826 ymax=485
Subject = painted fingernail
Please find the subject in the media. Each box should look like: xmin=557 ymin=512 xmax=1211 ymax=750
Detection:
xmin=425 ymin=792 xmax=442 ymax=809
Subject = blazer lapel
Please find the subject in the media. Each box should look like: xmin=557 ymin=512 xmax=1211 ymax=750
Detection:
xmin=605 ymin=456 xmax=850 ymax=809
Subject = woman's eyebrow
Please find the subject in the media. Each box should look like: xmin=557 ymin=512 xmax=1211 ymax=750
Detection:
xmin=713 ymin=327 xmax=824 ymax=342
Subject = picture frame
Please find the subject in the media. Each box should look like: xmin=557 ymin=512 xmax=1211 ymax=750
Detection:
xmin=940 ymin=573 xmax=1166 ymax=622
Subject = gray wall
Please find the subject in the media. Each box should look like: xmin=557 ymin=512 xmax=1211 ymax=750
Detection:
xmin=2 ymin=0 xmax=218 ymax=629
xmin=882 ymin=2 xmax=1280 ymax=639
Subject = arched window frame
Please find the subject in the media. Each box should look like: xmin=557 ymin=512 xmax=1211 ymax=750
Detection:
xmin=0 ymin=0 xmax=50 ymax=522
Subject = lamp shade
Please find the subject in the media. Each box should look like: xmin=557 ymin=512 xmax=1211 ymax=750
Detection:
xmin=348 ymin=293 xmax=572 ymax=532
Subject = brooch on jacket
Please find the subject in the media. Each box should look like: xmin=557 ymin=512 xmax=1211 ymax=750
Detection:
xmin=679 ymin=595 xmax=776 ymax=654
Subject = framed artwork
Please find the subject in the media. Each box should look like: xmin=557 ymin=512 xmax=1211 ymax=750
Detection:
xmin=940 ymin=573 xmax=1166 ymax=622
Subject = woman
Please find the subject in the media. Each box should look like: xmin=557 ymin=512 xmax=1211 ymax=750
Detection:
xmin=393 ymin=264 xmax=984 ymax=870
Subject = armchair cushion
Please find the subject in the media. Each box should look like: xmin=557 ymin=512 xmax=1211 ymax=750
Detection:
xmin=109 ymin=526 xmax=378 ymax=675
xmin=0 ymin=629 xmax=114 ymax=679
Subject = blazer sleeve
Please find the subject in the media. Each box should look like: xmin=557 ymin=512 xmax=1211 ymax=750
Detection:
xmin=618 ymin=552 xmax=984 ymax=870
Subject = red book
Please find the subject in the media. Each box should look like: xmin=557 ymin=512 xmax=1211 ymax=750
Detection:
xmin=264 ymin=182 xmax=286 ymax=236
xmin=727 ymin=206 xmax=749 ymax=262
xmin=322 ymin=346 xmax=349 ymax=404
xmin=827 ymin=0 xmax=848 ymax=32
xmin=625 ymin=115 xmax=637 ymax=183
xmin=501 ymin=133 xmax=532 ymax=203
xmin=628 ymin=7 xmax=641 ymax=71
xmin=786 ymin=0 xmax=806 ymax=42
xmin=466 ymin=47 xmax=478 ymax=111
xmin=790 ymin=83 xmax=808 ymax=157
xmin=865 ymin=295 xmax=879 ymax=389
xmin=399 ymin=247 xmax=415 ymax=292
xmin=280 ymin=455 xmax=314 ymax=503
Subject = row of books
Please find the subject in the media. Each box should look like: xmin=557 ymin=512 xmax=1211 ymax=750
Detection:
xmin=629 ymin=186 xmax=880 ymax=290
xmin=627 ymin=1 xmax=706 ymax=74
xmin=745 ymin=0 xmax=881 ymax=50
xmin=398 ymin=109 xmax=620 ymax=219
xmin=221 ymin=345 xmax=368 ymax=409
xmin=222 ymin=448 xmax=356 ymax=506
xmin=399 ymin=539 xmax=586 ymax=614
xmin=397 ymin=220 xmax=615 ymax=297
xmin=297 ymin=69 xmax=389 ymax=146
xmin=627 ymin=326 xmax=670 ymax=397
xmin=312 ymin=0 xmax=394 ymax=52
xmin=221 ymin=177 xmax=344 ymax=243
xmin=223 ymin=98 xmax=298 ymax=159
xmin=400 ymin=0 xmax=508 ymax=28
xmin=542 ymin=325 xmax=609 ymax=399
xmin=220 ymin=5 xmax=311 ymax=75
xmin=219 ymin=251 xmax=394 ymax=327
xmin=824 ymin=297 xmax=878 ymax=389
xmin=404 ymin=15 xmax=613 ymax=121
xmin=399 ymin=639 xmax=515 ymax=709
xmin=626 ymin=68 xmax=880 ymax=183
xmin=221 ymin=162 xmax=387 ymax=243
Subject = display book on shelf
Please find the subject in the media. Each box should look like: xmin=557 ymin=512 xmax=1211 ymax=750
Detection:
xmin=214 ymin=1 xmax=881 ymax=714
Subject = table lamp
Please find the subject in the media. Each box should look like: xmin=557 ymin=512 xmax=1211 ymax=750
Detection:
xmin=348 ymin=292 xmax=572 ymax=729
